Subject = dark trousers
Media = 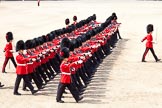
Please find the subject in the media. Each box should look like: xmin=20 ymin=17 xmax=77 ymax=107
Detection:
xmin=56 ymin=82 xmax=79 ymax=102
xmin=14 ymin=74 xmax=34 ymax=93
xmin=23 ymin=72 xmax=42 ymax=90
xmin=142 ymin=47 xmax=158 ymax=61
xmin=2 ymin=57 xmax=17 ymax=72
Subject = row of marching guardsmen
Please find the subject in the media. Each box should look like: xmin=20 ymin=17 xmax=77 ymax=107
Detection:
xmin=56 ymin=13 xmax=121 ymax=103
xmin=1 ymin=12 xmax=121 ymax=103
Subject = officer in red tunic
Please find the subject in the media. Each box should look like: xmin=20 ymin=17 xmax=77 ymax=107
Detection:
xmin=141 ymin=24 xmax=160 ymax=62
xmin=2 ymin=32 xmax=17 ymax=73
xmin=13 ymin=40 xmax=38 ymax=95
xmin=56 ymin=47 xmax=83 ymax=103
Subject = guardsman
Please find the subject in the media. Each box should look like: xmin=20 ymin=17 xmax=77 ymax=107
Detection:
xmin=13 ymin=40 xmax=38 ymax=95
xmin=65 ymin=18 xmax=70 ymax=28
xmin=56 ymin=47 xmax=83 ymax=103
xmin=141 ymin=24 xmax=160 ymax=62
xmin=22 ymin=40 xmax=44 ymax=91
xmin=2 ymin=32 xmax=17 ymax=73
xmin=111 ymin=12 xmax=122 ymax=39
xmin=73 ymin=16 xmax=77 ymax=25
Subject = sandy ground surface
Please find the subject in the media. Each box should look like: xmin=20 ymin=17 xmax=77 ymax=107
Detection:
xmin=1 ymin=1 xmax=162 ymax=108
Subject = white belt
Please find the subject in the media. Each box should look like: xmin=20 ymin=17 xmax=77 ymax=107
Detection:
xmin=17 ymin=63 xmax=26 ymax=66
xmin=61 ymin=72 xmax=71 ymax=75
xmin=27 ymin=62 xmax=33 ymax=65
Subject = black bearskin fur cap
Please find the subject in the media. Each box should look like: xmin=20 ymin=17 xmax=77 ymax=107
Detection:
xmin=73 ymin=16 xmax=77 ymax=21
xmin=31 ymin=39 xmax=36 ymax=48
xmin=38 ymin=37 xmax=44 ymax=45
xmin=25 ymin=40 xmax=33 ymax=49
xmin=16 ymin=40 xmax=25 ymax=52
xmin=69 ymin=39 xmax=76 ymax=51
xmin=6 ymin=32 xmax=13 ymax=42
xmin=47 ymin=33 xmax=53 ymax=41
xmin=93 ymin=14 xmax=96 ymax=21
xmin=147 ymin=24 xmax=154 ymax=33
xmin=42 ymin=35 xmax=48 ymax=43
xmin=34 ymin=38 xmax=40 ymax=47
xmin=65 ymin=18 xmax=70 ymax=25
xmin=60 ymin=37 xmax=71 ymax=49
xmin=60 ymin=47 xmax=70 ymax=59
xmin=112 ymin=12 xmax=118 ymax=20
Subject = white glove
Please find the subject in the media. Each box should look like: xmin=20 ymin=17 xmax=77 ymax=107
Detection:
xmin=78 ymin=60 xmax=83 ymax=64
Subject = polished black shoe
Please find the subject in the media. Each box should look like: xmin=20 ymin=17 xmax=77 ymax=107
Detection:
xmin=0 ymin=84 xmax=4 ymax=87
xmin=14 ymin=92 xmax=21 ymax=95
xmin=38 ymin=86 xmax=45 ymax=90
xmin=31 ymin=90 xmax=38 ymax=95
xmin=57 ymin=100 xmax=64 ymax=103
xmin=142 ymin=60 xmax=146 ymax=62
xmin=156 ymin=59 xmax=161 ymax=62
xmin=50 ymin=76 xmax=54 ymax=80
xmin=76 ymin=96 xmax=83 ymax=103
xmin=2 ymin=71 xmax=7 ymax=73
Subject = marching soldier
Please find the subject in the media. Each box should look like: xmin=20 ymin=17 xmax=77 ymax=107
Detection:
xmin=111 ymin=12 xmax=122 ymax=39
xmin=13 ymin=40 xmax=38 ymax=95
xmin=2 ymin=32 xmax=17 ymax=73
xmin=73 ymin=16 xmax=77 ymax=25
xmin=56 ymin=47 xmax=83 ymax=103
xmin=65 ymin=18 xmax=70 ymax=28
xmin=141 ymin=24 xmax=160 ymax=62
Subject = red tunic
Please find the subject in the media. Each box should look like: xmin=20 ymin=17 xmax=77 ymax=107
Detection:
xmin=60 ymin=61 xmax=76 ymax=84
xmin=4 ymin=42 xmax=13 ymax=57
xmin=142 ymin=34 xmax=153 ymax=48
xmin=16 ymin=54 xmax=30 ymax=75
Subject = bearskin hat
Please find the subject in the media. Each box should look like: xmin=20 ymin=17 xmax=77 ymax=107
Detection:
xmin=73 ymin=16 xmax=77 ymax=21
xmin=60 ymin=47 xmax=70 ymax=59
xmin=65 ymin=18 xmax=70 ymax=25
xmin=25 ymin=40 xmax=33 ymax=49
xmin=38 ymin=37 xmax=44 ymax=45
xmin=47 ymin=33 xmax=53 ymax=41
xmin=34 ymin=38 xmax=40 ymax=47
xmin=76 ymin=23 xmax=81 ymax=29
xmin=112 ymin=12 xmax=116 ymax=17
xmin=147 ymin=24 xmax=154 ymax=33
xmin=93 ymin=14 xmax=96 ymax=21
xmin=31 ymin=39 xmax=36 ymax=48
xmin=80 ymin=34 xmax=87 ymax=42
xmin=6 ymin=32 xmax=13 ymax=42
xmin=16 ymin=40 xmax=25 ymax=52
xmin=76 ymin=36 xmax=82 ymax=47
xmin=112 ymin=12 xmax=118 ymax=20
xmin=69 ymin=39 xmax=76 ymax=51
xmin=86 ymin=31 xmax=92 ymax=40
xmin=50 ymin=31 xmax=56 ymax=39
xmin=60 ymin=37 xmax=71 ymax=49
xmin=42 ymin=35 xmax=48 ymax=43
